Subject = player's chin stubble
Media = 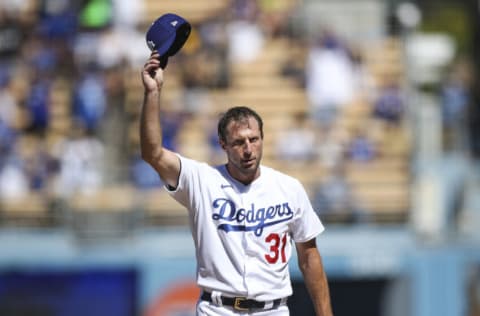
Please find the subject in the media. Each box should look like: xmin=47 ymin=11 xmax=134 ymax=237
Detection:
xmin=227 ymin=157 xmax=260 ymax=182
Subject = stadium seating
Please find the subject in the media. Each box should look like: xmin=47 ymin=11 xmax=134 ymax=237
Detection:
xmin=0 ymin=0 xmax=412 ymax=227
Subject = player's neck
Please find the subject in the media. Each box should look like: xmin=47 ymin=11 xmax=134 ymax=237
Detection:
xmin=225 ymin=163 xmax=260 ymax=186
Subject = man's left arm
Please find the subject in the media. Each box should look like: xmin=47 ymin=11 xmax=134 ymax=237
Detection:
xmin=296 ymin=238 xmax=333 ymax=316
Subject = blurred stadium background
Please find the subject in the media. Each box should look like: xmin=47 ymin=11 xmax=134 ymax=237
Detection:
xmin=0 ymin=0 xmax=479 ymax=315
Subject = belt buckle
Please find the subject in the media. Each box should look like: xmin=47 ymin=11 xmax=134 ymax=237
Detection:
xmin=233 ymin=297 xmax=248 ymax=311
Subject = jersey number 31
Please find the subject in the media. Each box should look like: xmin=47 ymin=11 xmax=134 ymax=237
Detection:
xmin=264 ymin=233 xmax=287 ymax=264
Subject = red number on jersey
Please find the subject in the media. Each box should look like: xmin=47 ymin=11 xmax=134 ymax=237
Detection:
xmin=264 ymin=233 xmax=287 ymax=264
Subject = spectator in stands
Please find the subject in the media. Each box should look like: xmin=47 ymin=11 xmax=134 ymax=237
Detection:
xmin=79 ymin=0 xmax=112 ymax=31
xmin=37 ymin=0 xmax=78 ymax=40
xmin=97 ymin=25 xmax=149 ymax=70
xmin=22 ymin=139 xmax=57 ymax=192
xmin=72 ymin=67 xmax=107 ymax=133
xmin=27 ymin=39 xmax=58 ymax=76
xmin=22 ymin=31 xmax=68 ymax=135
xmin=25 ymin=74 xmax=51 ymax=134
xmin=73 ymin=0 xmax=113 ymax=69
xmin=95 ymin=0 xmax=146 ymax=70
xmin=372 ymin=77 xmax=404 ymax=126
xmin=346 ymin=127 xmax=378 ymax=162
xmin=227 ymin=0 xmax=264 ymax=63
xmin=275 ymin=112 xmax=317 ymax=162
xmin=53 ymin=123 xmax=105 ymax=198
xmin=227 ymin=20 xmax=264 ymax=63
xmin=95 ymin=6 xmax=149 ymax=71
xmin=0 ymin=135 xmax=29 ymax=199
xmin=305 ymin=29 xmax=355 ymax=129
xmin=111 ymin=0 xmax=144 ymax=30
xmin=0 ymin=145 xmax=29 ymax=199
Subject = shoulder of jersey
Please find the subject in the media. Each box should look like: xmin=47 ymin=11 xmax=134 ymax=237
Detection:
xmin=262 ymin=165 xmax=302 ymax=186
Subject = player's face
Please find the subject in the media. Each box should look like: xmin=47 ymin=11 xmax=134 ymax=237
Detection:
xmin=221 ymin=117 xmax=263 ymax=184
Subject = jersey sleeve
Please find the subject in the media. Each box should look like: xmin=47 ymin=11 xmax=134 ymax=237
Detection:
xmin=290 ymin=180 xmax=325 ymax=243
xmin=164 ymin=155 xmax=202 ymax=213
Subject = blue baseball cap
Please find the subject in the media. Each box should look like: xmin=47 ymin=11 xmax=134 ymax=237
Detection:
xmin=146 ymin=13 xmax=191 ymax=68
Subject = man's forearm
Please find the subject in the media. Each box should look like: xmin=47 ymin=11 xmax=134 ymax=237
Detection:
xmin=140 ymin=89 xmax=163 ymax=162
xmin=301 ymin=251 xmax=333 ymax=316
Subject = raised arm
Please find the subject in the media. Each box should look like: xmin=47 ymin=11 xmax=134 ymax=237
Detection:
xmin=140 ymin=51 xmax=181 ymax=188
xmin=296 ymin=238 xmax=333 ymax=316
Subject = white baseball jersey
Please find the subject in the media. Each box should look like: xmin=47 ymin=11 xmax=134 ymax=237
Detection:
xmin=166 ymin=155 xmax=324 ymax=301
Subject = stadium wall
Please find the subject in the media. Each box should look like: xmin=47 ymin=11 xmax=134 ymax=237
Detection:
xmin=0 ymin=227 xmax=478 ymax=316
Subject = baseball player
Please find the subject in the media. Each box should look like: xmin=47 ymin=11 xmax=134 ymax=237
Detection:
xmin=140 ymin=51 xmax=333 ymax=316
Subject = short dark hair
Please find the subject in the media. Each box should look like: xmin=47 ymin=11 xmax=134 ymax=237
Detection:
xmin=217 ymin=106 xmax=264 ymax=143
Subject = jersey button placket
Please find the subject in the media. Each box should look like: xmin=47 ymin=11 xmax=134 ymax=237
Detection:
xmin=240 ymin=193 xmax=253 ymax=297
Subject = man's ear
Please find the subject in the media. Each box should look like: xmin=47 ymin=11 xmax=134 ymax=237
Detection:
xmin=219 ymin=139 xmax=227 ymax=151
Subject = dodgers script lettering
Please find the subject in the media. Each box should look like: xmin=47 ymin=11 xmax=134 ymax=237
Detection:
xmin=212 ymin=198 xmax=294 ymax=236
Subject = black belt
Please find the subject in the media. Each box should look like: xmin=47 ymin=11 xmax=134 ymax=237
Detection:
xmin=201 ymin=291 xmax=286 ymax=311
